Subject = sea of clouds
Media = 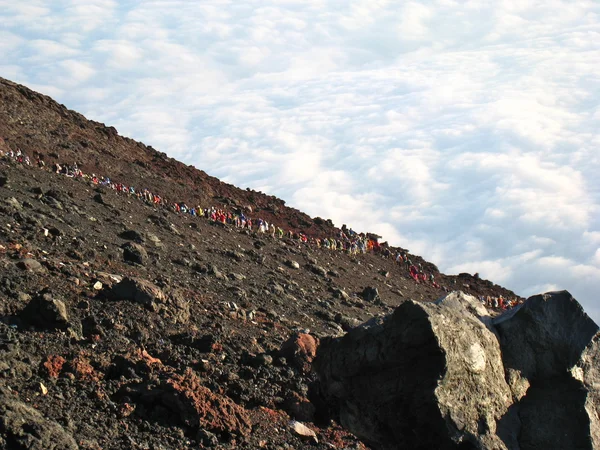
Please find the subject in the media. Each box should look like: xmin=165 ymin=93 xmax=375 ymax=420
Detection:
xmin=1 ymin=0 xmax=599 ymax=320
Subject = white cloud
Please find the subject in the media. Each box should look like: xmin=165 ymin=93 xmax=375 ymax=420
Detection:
xmin=2 ymin=0 xmax=600 ymax=322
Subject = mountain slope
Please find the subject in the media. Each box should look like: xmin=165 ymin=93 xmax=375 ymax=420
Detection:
xmin=0 ymin=77 xmax=333 ymax=238
xmin=0 ymin=78 xmax=521 ymax=449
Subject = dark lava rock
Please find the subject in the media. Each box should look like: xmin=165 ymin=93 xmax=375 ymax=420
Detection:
xmin=21 ymin=291 xmax=70 ymax=330
xmin=334 ymin=313 xmax=361 ymax=331
xmin=16 ymin=258 xmax=45 ymax=273
xmin=286 ymin=260 xmax=300 ymax=270
xmin=314 ymin=298 xmax=510 ymax=450
xmin=119 ymin=229 xmax=146 ymax=243
xmin=108 ymin=277 xmax=167 ymax=311
xmin=117 ymin=369 xmax=252 ymax=438
xmin=42 ymin=195 xmax=63 ymax=210
xmin=93 ymin=193 xmax=110 ymax=205
xmin=309 ymin=264 xmax=327 ymax=277
xmin=166 ymin=288 xmax=191 ymax=324
xmin=284 ymin=392 xmax=316 ymax=422
xmin=122 ymin=242 xmax=148 ymax=265
xmin=316 ymin=290 xmax=600 ymax=450
xmin=0 ymin=387 xmax=78 ymax=450
xmin=279 ymin=333 xmax=319 ymax=374
xmin=360 ymin=286 xmax=380 ymax=302
xmin=494 ymin=291 xmax=600 ymax=450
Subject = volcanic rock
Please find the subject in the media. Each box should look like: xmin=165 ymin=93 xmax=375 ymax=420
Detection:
xmin=17 ymin=258 xmax=44 ymax=273
xmin=286 ymin=260 xmax=300 ymax=270
xmin=122 ymin=242 xmax=148 ymax=265
xmin=314 ymin=298 xmax=511 ymax=450
xmin=119 ymin=229 xmax=145 ymax=243
xmin=436 ymin=290 xmax=492 ymax=327
xmin=108 ymin=277 xmax=167 ymax=311
xmin=120 ymin=369 xmax=252 ymax=438
xmin=494 ymin=291 xmax=600 ymax=449
xmin=309 ymin=264 xmax=327 ymax=277
xmin=0 ymin=387 xmax=78 ymax=450
xmin=280 ymin=333 xmax=319 ymax=374
xmin=360 ymin=286 xmax=380 ymax=302
xmin=21 ymin=291 xmax=70 ymax=330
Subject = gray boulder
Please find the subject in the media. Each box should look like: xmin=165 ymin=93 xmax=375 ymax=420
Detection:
xmin=119 ymin=229 xmax=145 ymax=243
xmin=309 ymin=264 xmax=327 ymax=277
xmin=361 ymin=286 xmax=380 ymax=303
xmin=494 ymin=291 xmax=600 ymax=450
xmin=315 ymin=290 xmax=600 ymax=450
xmin=21 ymin=291 xmax=70 ymax=330
xmin=436 ymin=291 xmax=493 ymax=328
xmin=315 ymin=299 xmax=511 ymax=450
xmin=122 ymin=242 xmax=148 ymax=265
xmin=108 ymin=277 xmax=166 ymax=311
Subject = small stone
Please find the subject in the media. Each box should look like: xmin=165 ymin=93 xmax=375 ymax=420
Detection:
xmin=255 ymin=353 xmax=273 ymax=366
xmin=40 ymin=382 xmax=48 ymax=396
xmin=92 ymin=281 xmax=103 ymax=290
xmin=332 ymin=288 xmax=349 ymax=300
xmin=229 ymin=273 xmax=246 ymax=281
xmin=289 ymin=420 xmax=318 ymax=443
xmin=21 ymin=291 xmax=70 ymax=330
xmin=122 ymin=242 xmax=148 ymax=265
xmin=119 ymin=229 xmax=145 ymax=243
xmin=361 ymin=286 xmax=380 ymax=302
xmin=17 ymin=258 xmax=44 ymax=272
xmin=286 ymin=260 xmax=300 ymax=270
xmin=108 ymin=277 xmax=166 ymax=311
xmin=17 ymin=292 xmax=31 ymax=302
xmin=5 ymin=197 xmax=22 ymax=210
xmin=309 ymin=265 xmax=327 ymax=277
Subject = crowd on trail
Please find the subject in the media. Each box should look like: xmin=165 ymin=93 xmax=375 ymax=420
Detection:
xmin=1 ymin=147 xmax=521 ymax=312
xmin=480 ymin=295 xmax=522 ymax=310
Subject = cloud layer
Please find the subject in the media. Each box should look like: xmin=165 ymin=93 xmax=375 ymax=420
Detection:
xmin=2 ymin=0 xmax=599 ymax=319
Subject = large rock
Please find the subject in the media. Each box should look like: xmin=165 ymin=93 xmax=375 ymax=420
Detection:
xmin=280 ymin=333 xmax=319 ymax=374
xmin=165 ymin=288 xmax=191 ymax=324
xmin=108 ymin=277 xmax=166 ymax=311
xmin=0 ymin=387 xmax=79 ymax=449
xmin=494 ymin=291 xmax=600 ymax=450
xmin=21 ymin=291 xmax=70 ymax=330
xmin=116 ymin=369 xmax=251 ymax=439
xmin=314 ymin=298 xmax=512 ymax=450
xmin=119 ymin=229 xmax=145 ymax=243
xmin=122 ymin=242 xmax=148 ymax=265
xmin=316 ymin=290 xmax=600 ymax=450
xmin=436 ymin=291 xmax=492 ymax=327
xmin=360 ymin=286 xmax=380 ymax=303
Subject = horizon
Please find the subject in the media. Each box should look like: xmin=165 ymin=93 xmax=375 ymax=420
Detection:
xmin=1 ymin=0 xmax=599 ymax=321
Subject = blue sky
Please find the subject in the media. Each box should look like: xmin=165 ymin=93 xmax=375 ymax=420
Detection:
xmin=1 ymin=0 xmax=599 ymax=321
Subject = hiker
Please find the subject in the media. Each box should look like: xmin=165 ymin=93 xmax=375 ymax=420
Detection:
xmin=409 ymin=265 xmax=419 ymax=282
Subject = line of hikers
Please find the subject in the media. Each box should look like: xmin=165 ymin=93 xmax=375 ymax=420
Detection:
xmin=480 ymin=295 xmax=522 ymax=310
xmin=2 ymin=148 xmax=445 ymax=292
xmin=1 ymin=148 xmax=31 ymax=166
